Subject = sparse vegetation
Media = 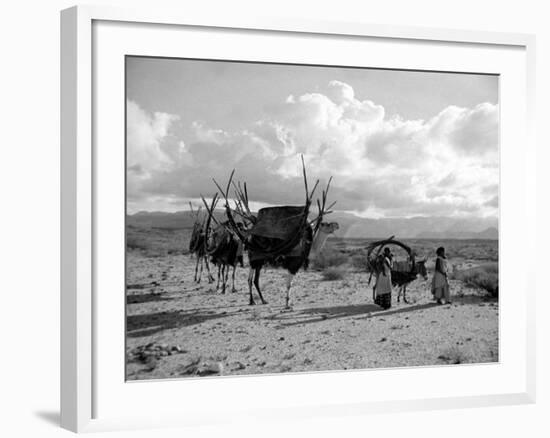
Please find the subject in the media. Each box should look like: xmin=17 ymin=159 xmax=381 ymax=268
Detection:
xmin=322 ymin=266 xmax=345 ymax=281
xmin=126 ymin=234 xmax=149 ymax=251
xmin=126 ymin=225 xmax=190 ymax=257
xmin=454 ymin=263 xmax=499 ymax=297
xmin=312 ymin=249 xmax=347 ymax=270
xmin=350 ymin=254 xmax=367 ymax=271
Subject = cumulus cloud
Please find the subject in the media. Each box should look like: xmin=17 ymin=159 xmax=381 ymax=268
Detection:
xmin=127 ymin=100 xmax=180 ymax=171
xmin=126 ymin=82 xmax=499 ymax=218
xmin=428 ymin=103 xmax=499 ymax=156
xmin=126 ymin=100 xmax=189 ymax=201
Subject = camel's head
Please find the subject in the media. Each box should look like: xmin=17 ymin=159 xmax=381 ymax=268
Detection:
xmin=310 ymin=222 xmax=340 ymax=256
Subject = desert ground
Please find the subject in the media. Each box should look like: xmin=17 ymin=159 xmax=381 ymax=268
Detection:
xmin=126 ymin=227 xmax=499 ymax=380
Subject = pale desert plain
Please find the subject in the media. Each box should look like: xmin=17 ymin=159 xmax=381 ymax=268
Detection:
xmin=126 ymin=224 xmax=499 ymax=381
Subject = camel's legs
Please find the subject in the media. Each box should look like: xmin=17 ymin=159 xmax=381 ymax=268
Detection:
xmin=254 ymin=267 xmax=267 ymax=305
xmin=225 ymin=265 xmax=230 ymax=294
xmin=247 ymin=267 xmax=256 ymax=305
xmin=402 ymin=285 xmax=409 ymax=304
xmin=197 ymin=256 xmax=203 ymax=283
xmin=221 ymin=264 xmax=228 ymax=294
xmin=204 ymin=257 xmax=215 ymax=283
xmin=231 ymin=265 xmax=237 ymax=293
xmin=194 ymin=254 xmax=200 ymax=282
xmin=216 ymin=265 xmax=222 ymax=291
xmin=284 ymin=272 xmax=295 ymax=309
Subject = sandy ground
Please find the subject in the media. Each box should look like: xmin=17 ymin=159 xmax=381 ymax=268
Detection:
xmin=126 ymin=252 xmax=498 ymax=380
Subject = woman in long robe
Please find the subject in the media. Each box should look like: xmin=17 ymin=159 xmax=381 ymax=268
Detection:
xmin=374 ymin=248 xmax=393 ymax=309
xmin=431 ymin=246 xmax=451 ymax=304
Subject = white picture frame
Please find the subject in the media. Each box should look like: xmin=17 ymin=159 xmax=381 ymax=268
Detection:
xmin=60 ymin=4 xmax=536 ymax=433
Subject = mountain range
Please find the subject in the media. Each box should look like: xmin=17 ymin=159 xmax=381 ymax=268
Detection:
xmin=127 ymin=210 xmax=498 ymax=240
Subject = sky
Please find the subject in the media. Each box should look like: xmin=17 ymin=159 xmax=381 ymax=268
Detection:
xmin=126 ymin=56 xmax=499 ymax=219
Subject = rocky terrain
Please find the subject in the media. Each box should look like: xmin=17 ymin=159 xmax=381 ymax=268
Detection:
xmin=126 ymin=241 xmax=499 ymax=381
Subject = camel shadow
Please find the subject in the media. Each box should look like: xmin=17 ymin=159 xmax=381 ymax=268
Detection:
xmin=451 ymin=293 xmax=498 ymax=305
xmin=126 ymin=293 xmax=175 ymax=305
xmin=274 ymin=302 xmax=440 ymax=327
xmin=355 ymin=302 xmax=440 ymax=319
xmin=126 ymin=308 xmax=234 ymax=338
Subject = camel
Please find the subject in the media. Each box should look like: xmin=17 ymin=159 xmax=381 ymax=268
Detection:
xmin=188 ymin=203 xmax=215 ymax=284
xmin=246 ymin=220 xmax=339 ymax=307
xmin=207 ymin=222 xmax=244 ymax=294
xmin=211 ymin=156 xmax=339 ymax=308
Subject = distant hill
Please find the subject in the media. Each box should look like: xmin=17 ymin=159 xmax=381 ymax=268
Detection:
xmin=329 ymin=213 xmax=498 ymax=240
xmin=416 ymin=227 xmax=498 ymax=240
xmin=127 ymin=210 xmax=498 ymax=240
xmin=127 ymin=210 xmax=226 ymax=229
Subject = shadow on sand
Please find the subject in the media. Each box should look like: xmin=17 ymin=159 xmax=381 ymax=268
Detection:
xmin=272 ymin=302 xmax=441 ymax=327
xmin=273 ymin=291 xmax=497 ymax=327
xmin=126 ymin=308 xmax=235 ymax=338
xmin=126 ymin=292 xmax=175 ymax=305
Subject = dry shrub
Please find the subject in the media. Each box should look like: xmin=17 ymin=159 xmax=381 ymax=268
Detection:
xmin=312 ymin=249 xmax=347 ymax=271
xmin=454 ymin=263 xmax=498 ymax=297
xmin=322 ymin=267 xmax=345 ymax=281
xmin=126 ymin=235 xmax=149 ymax=251
xmin=350 ymin=254 xmax=367 ymax=271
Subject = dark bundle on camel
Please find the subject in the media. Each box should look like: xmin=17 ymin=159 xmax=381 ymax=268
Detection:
xmin=208 ymin=156 xmax=339 ymax=308
xmin=366 ymin=237 xmax=428 ymax=305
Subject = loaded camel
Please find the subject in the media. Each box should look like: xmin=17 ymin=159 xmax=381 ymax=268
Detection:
xmin=366 ymin=237 xmax=428 ymax=306
xmin=200 ymin=195 xmax=245 ymax=294
xmin=207 ymin=223 xmax=244 ymax=294
xmin=188 ymin=203 xmax=215 ymax=284
xmin=212 ymin=157 xmax=339 ymax=308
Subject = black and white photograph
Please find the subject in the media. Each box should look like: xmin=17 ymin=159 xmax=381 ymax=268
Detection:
xmin=125 ymin=56 xmax=499 ymax=380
